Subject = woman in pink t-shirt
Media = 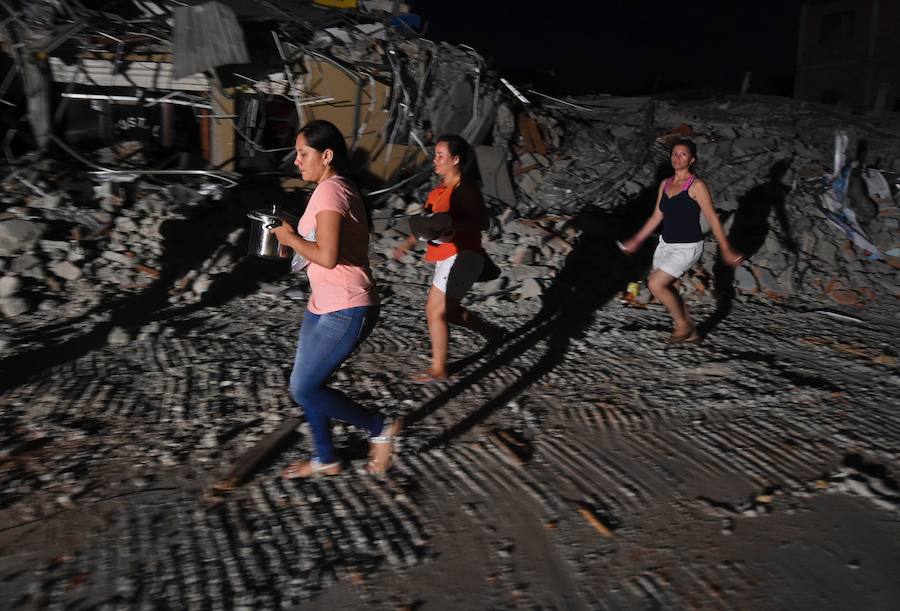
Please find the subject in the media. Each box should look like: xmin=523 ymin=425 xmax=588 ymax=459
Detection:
xmin=271 ymin=120 xmax=400 ymax=477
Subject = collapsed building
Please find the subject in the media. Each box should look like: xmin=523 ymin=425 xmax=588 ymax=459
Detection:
xmin=0 ymin=0 xmax=493 ymax=181
xmin=1 ymin=0 xmax=899 ymax=340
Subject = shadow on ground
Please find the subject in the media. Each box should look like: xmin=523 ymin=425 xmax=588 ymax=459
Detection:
xmin=403 ymin=171 xmax=670 ymax=449
xmin=0 ymin=175 xmax=303 ymax=392
xmin=700 ymin=158 xmax=796 ymax=337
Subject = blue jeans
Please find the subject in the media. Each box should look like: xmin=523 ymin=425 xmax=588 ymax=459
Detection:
xmin=289 ymin=305 xmax=383 ymax=464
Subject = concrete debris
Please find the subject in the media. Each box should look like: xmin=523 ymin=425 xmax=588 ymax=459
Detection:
xmin=0 ymin=219 xmax=45 ymax=257
xmin=6 ymin=90 xmax=900 ymax=323
xmin=1 ymin=4 xmax=900 ymax=607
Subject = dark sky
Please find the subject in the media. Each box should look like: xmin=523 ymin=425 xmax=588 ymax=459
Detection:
xmin=409 ymin=0 xmax=806 ymax=97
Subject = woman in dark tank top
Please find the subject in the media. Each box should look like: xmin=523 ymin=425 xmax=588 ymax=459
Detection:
xmin=620 ymin=140 xmax=744 ymax=342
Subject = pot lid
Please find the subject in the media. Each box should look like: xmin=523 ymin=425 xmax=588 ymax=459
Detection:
xmin=247 ymin=205 xmax=297 ymax=223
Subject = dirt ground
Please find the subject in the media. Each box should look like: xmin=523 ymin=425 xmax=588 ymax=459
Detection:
xmin=1 ymin=273 xmax=899 ymax=609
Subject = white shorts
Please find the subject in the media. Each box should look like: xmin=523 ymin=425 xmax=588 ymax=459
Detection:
xmin=432 ymin=250 xmax=484 ymax=300
xmin=652 ymin=236 xmax=704 ymax=278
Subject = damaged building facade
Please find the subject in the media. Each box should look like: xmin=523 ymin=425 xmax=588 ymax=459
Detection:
xmin=0 ymin=0 xmax=500 ymax=189
xmin=0 ymin=0 xmax=898 ymax=322
xmin=3 ymin=2 xmax=900 ymax=608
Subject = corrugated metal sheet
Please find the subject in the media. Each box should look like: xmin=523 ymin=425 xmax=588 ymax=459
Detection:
xmin=172 ymin=1 xmax=250 ymax=79
xmin=50 ymin=58 xmax=210 ymax=92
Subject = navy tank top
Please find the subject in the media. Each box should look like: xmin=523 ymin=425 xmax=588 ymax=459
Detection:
xmin=659 ymin=176 xmax=703 ymax=243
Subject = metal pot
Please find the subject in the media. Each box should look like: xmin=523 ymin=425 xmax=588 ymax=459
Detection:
xmin=247 ymin=206 xmax=297 ymax=260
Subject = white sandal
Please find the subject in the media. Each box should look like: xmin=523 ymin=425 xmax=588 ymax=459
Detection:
xmin=367 ymin=418 xmax=402 ymax=474
xmin=281 ymin=459 xmax=341 ymax=480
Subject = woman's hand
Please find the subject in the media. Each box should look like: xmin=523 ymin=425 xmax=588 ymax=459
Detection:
xmin=722 ymin=248 xmax=745 ymax=268
xmin=393 ymin=235 xmax=417 ymax=260
xmin=619 ymin=237 xmax=641 ymax=255
xmin=435 ymin=226 xmax=456 ymax=243
xmin=270 ymin=220 xmax=297 ymax=244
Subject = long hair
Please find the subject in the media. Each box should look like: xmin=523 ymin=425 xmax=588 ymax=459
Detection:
xmin=298 ymin=120 xmax=373 ymax=229
xmin=436 ymin=133 xmax=478 ymax=180
xmin=298 ymin=120 xmax=351 ymax=177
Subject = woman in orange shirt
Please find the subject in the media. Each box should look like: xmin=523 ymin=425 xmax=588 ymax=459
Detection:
xmin=395 ymin=134 xmax=504 ymax=382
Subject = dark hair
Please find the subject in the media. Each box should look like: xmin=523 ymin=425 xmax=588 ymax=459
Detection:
xmin=298 ymin=120 xmax=350 ymax=175
xmin=671 ymin=139 xmax=698 ymax=162
xmin=298 ymin=119 xmax=373 ymax=229
xmin=436 ymin=133 xmax=474 ymax=175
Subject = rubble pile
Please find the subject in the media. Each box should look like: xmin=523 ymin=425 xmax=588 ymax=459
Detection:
xmin=1 ymin=1 xmax=898 ymax=348
xmin=371 ymin=94 xmax=900 ymax=309
xmin=2 ymin=95 xmax=899 ymax=344
xmin=0 ymin=151 xmax=242 ymax=321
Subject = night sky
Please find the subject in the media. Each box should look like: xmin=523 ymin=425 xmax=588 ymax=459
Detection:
xmin=409 ymin=0 xmax=806 ymax=97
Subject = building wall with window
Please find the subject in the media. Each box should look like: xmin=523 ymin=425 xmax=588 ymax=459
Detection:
xmin=795 ymin=0 xmax=900 ymax=112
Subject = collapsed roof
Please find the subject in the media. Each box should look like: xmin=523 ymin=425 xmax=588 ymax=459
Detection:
xmin=0 ymin=0 xmax=498 ymax=190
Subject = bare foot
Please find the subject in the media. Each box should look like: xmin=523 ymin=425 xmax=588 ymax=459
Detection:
xmin=410 ymin=369 xmax=449 ymax=383
xmin=668 ymin=326 xmax=701 ymax=343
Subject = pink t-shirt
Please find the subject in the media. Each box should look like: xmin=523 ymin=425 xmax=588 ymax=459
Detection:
xmin=297 ymin=175 xmax=377 ymax=314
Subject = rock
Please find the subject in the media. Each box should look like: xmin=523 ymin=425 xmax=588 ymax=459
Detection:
xmin=39 ymin=239 xmax=69 ymax=253
xmin=38 ymin=298 xmax=62 ymax=311
xmin=0 ymin=275 xmax=21 ymax=298
xmin=734 ymin=265 xmax=758 ymax=292
xmin=226 ymin=227 xmax=245 ymax=245
xmin=102 ymin=251 xmax=135 ymax=265
xmin=750 ymin=266 xmax=781 ymax=294
xmin=0 ymin=219 xmax=45 ymax=256
xmin=12 ymin=254 xmax=45 ymax=280
xmin=115 ymin=217 xmax=139 ymax=233
xmin=510 ymin=246 xmax=535 ymax=266
xmin=107 ymin=326 xmax=132 ymax=346
xmin=477 ymin=277 xmax=507 ymax=293
xmin=505 ymin=265 xmax=547 ymax=281
xmin=517 ymin=172 xmax=540 ymax=195
xmin=519 ymin=278 xmax=543 ymax=299
xmin=49 ymin=261 xmax=82 ymax=281
xmin=0 ymin=296 xmax=29 ymax=317
xmin=192 ymin=274 xmax=213 ymax=295
xmin=28 ymin=194 xmax=63 ymax=210
xmin=498 ymin=207 xmax=518 ymax=226
xmin=829 ymin=288 xmax=861 ymax=306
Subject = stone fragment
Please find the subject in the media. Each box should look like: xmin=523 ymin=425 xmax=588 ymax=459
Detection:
xmin=0 ymin=296 xmax=29 ymax=317
xmin=498 ymin=207 xmax=518 ymax=226
xmin=750 ymin=266 xmax=781 ymax=295
xmin=829 ymin=289 xmax=861 ymax=306
xmin=49 ymin=261 xmax=82 ymax=281
xmin=733 ymin=265 xmax=757 ymax=292
xmin=107 ymin=326 xmax=132 ymax=346
xmin=518 ymin=278 xmax=543 ymax=299
xmin=510 ymin=246 xmax=535 ymax=266
xmin=505 ymin=265 xmax=546 ymax=281
xmin=0 ymin=219 xmax=45 ymax=256
xmin=103 ymin=251 xmax=135 ymax=265
xmin=516 ymin=172 xmax=540 ymax=195
xmin=478 ymin=277 xmax=507 ymax=293
xmin=0 ymin=275 xmax=21 ymax=298
xmin=193 ymin=274 xmax=213 ymax=295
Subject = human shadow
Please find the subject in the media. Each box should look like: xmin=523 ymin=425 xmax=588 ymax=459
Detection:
xmin=402 ymin=174 xmax=662 ymax=449
xmin=699 ymin=158 xmax=796 ymax=337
